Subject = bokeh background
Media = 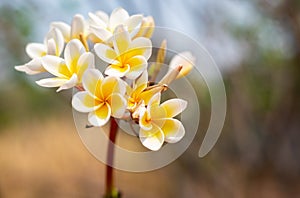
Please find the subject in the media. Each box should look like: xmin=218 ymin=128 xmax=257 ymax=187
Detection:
xmin=0 ymin=0 xmax=300 ymax=197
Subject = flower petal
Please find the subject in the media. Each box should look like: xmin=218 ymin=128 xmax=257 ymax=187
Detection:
xmin=135 ymin=16 xmax=155 ymax=38
xmin=94 ymin=43 xmax=118 ymax=64
xmin=15 ymin=58 xmax=45 ymax=75
xmin=71 ymin=14 xmax=85 ymax=39
xmin=139 ymin=107 xmax=153 ymax=130
xmin=134 ymin=70 xmax=148 ymax=88
xmin=160 ymin=118 xmax=185 ymax=143
xmin=147 ymin=92 xmax=161 ymax=109
xmin=127 ymin=37 xmax=152 ymax=60
xmin=124 ymin=14 xmax=143 ymax=38
xmin=56 ymin=73 xmax=78 ymax=92
xmin=140 ymin=85 xmax=164 ymax=105
xmin=125 ymin=55 xmax=147 ymax=79
xmin=101 ymin=76 xmax=125 ymax=99
xmin=26 ymin=43 xmax=46 ymax=59
xmin=109 ymin=7 xmax=129 ymax=31
xmin=113 ymin=25 xmax=131 ymax=55
xmin=72 ymin=91 xmax=100 ymax=113
xmin=88 ymin=12 xmax=107 ymax=28
xmin=51 ymin=22 xmax=71 ymax=42
xmin=64 ymin=39 xmax=86 ymax=73
xmin=160 ymin=98 xmax=187 ymax=118
xmin=95 ymin=10 xmax=109 ymax=24
xmin=88 ymin=103 xmax=111 ymax=127
xmin=104 ymin=64 xmax=130 ymax=78
xmin=77 ymin=52 xmax=95 ymax=81
xmin=139 ymin=124 xmax=164 ymax=151
xmin=36 ymin=77 xmax=68 ymax=88
xmin=169 ymin=51 xmax=195 ymax=78
xmin=90 ymin=26 xmax=112 ymax=42
xmin=42 ymin=55 xmax=71 ymax=78
xmin=82 ymin=69 xmax=103 ymax=98
xmin=45 ymin=28 xmax=65 ymax=56
xmin=108 ymin=93 xmax=127 ymax=118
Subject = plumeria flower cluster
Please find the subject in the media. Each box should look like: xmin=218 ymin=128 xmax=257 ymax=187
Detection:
xmin=15 ymin=7 xmax=195 ymax=151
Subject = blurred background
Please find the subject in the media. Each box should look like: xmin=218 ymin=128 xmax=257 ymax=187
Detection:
xmin=0 ymin=0 xmax=300 ymax=197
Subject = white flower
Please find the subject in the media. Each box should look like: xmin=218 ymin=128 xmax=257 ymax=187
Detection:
xmin=15 ymin=28 xmax=64 ymax=75
xmin=139 ymin=93 xmax=187 ymax=151
xmin=89 ymin=7 xmax=143 ymax=43
xmin=36 ymin=39 xmax=94 ymax=92
xmin=94 ymin=25 xmax=152 ymax=79
xmin=72 ymin=69 xmax=127 ymax=127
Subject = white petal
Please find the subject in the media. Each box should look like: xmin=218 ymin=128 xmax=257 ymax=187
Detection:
xmin=139 ymin=107 xmax=153 ymax=131
xmin=95 ymin=11 xmax=109 ymax=24
xmin=51 ymin=22 xmax=71 ymax=42
xmin=77 ymin=52 xmax=95 ymax=81
xmin=45 ymin=28 xmax=65 ymax=56
xmin=15 ymin=58 xmax=45 ymax=75
xmin=128 ymin=37 xmax=152 ymax=60
xmin=94 ymin=43 xmax=118 ymax=64
xmin=139 ymin=125 xmax=164 ymax=151
xmin=125 ymin=14 xmax=143 ymax=38
xmin=42 ymin=55 xmax=70 ymax=78
xmin=100 ymin=76 xmax=126 ymax=98
xmin=57 ymin=73 xmax=78 ymax=92
xmin=26 ymin=43 xmax=46 ymax=59
xmin=160 ymin=118 xmax=185 ymax=143
xmin=82 ymin=69 xmax=103 ymax=97
xmin=88 ymin=104 xmax=111 ymax=127
xmin=36 ymin=77 xmax=68 ymax=88
xmin=113 ymin=25 xmax=131 ymax=55
xmin=109 ymin=93 xmax=127 ymax=118
xmin=134 ymin=70 xmax=148 ymax=88
xmin=71 ymin=14 xmax=85 ymax=39
xmin=64 ymin=39 xmax=86 ymax=72
xmin=88 ymin=12 xmax=107 ymax=28
xmin=125 ymin=55 xmax=147 ymax=80
xmin=109 ymin=7 xmax=129 ymax=31
xmin=72 ymin=91 xmax=99 ymax=113
xmin=90 ymin=26 xmax=112 ymax=42
xmin=147 ymin=92 xmax=161 ymax=110
xmin=160 ymin=99 xmax=187 ymax=118
xmin=46 ymin=38 xmax=56 ymax=55
xmin=104 ymin=65 xmax=129 ymax=78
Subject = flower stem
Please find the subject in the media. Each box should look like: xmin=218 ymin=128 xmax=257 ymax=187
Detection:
xmin=104 ymin=118 xmax=121 ymax=198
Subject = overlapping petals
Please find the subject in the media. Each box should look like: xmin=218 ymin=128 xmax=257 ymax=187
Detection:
xmin=36 ymin=39 xmax=94 ymax=92
xmin=72 ymin=69 xmax=127 ymax=127
xmin=138 ymin=93 xmax=187 ymax=151
xmin=95 ymin=25 xmax=151 ymax=79
xmin=51 ymin=14 xmax=89 ymax=42
xmin=89 ymin=7 xmax=143 ymax=43
xmin=15 ymin=28 xmax=64 ymax=74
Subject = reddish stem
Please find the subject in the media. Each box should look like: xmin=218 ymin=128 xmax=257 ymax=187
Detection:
xmin=105 ymin=118 xmax=118 ymax=196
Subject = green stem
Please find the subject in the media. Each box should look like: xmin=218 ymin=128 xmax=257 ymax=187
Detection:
xmin=104 ymin=118 xmax=121 ymax=198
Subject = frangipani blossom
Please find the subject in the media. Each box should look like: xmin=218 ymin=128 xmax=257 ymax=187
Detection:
xmin=89 ymin=7 xmax=143 ymax=43
xmin=139 ymin=93 xmax=187 ymax=151
xmin=36 ymin=39 xmax=94 ymax=92
xmin=72 ymin=69 xmax=127 ymax=127
xmin=15 ymin=28 xmax=64 ymax=75
xmin=95 ymin=25 xmax=152 ymax=79
xmin=51 ymin=14 xmax=89 ymax=44
xmin=168 ymin=51 xmax=195 ymax=79
xmin=127 ymin=70 xmax=165 ymax=115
